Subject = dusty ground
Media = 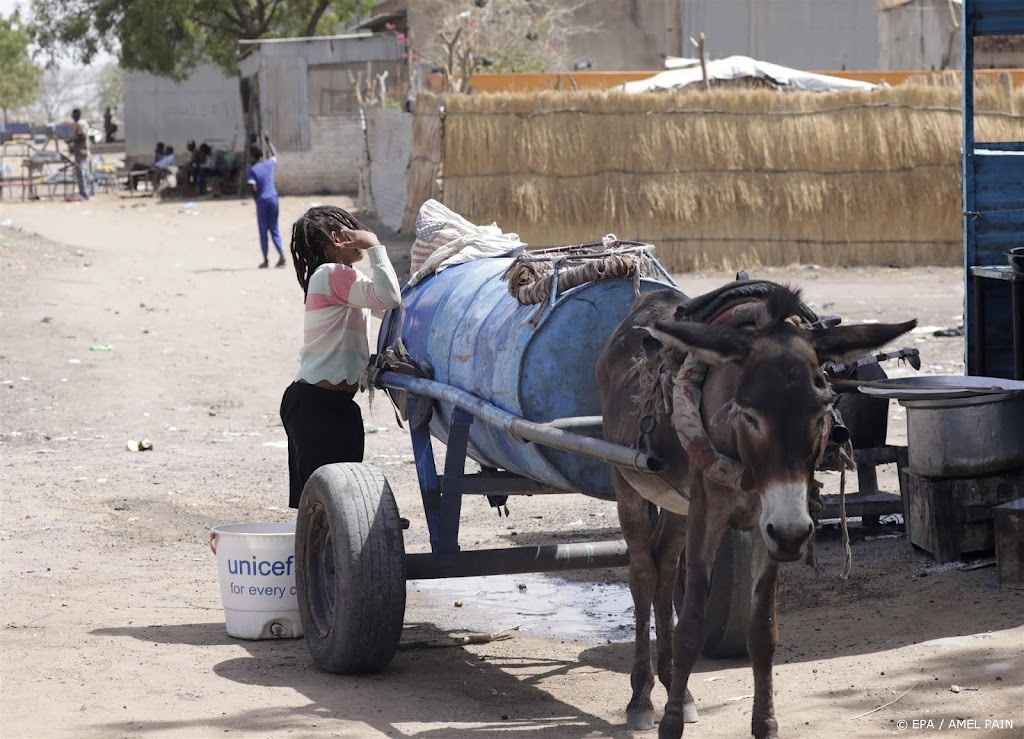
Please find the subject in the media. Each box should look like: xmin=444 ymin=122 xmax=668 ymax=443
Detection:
xmin=1 ymin=192 xmax=1021 ymax=739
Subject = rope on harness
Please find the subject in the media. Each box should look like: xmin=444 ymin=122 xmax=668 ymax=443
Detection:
xmin=835 ymin=439 xmax=857 ymax=581
xmin=362 ymin=340 xmax=433 ymax=426
xmin=670 ymin=354 xmax=746 ymax=490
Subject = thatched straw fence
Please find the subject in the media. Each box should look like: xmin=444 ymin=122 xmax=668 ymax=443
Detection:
xmin=416 ymin=81 xmax=1024 ymax=271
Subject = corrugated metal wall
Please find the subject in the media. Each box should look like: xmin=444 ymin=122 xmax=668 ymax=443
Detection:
xmin=681 ymin=0 xmax=878 ymax=70
xmin=249 ymin=34 xmax=403 ymax=152
xmin=261 ymin=56 xmax=311 ymax=151
xmin=240 ymin=34 xmax=404 ymax=193
xmin=124 ymin=64 xmax=243 ymax=162
xmin=878 ymin=3 xmax=961 ymax=70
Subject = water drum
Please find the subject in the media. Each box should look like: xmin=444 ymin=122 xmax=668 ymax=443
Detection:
xmin=209 ymin=522 xmax=303 ymax=639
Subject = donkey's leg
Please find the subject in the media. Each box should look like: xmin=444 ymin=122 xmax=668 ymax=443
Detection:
xmin=660 ymin=482 xmax=729 ymax=739
xmin=651 ymin=511 xmax=697 ymax=723
xmin=614 ymin=470 xmax=658 ymax=730
xmin=749 ymin=530 xmax=781 ymax=739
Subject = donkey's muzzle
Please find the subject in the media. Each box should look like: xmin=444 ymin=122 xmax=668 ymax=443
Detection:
xmin=764 ymin=519 xmax=814 ymax=562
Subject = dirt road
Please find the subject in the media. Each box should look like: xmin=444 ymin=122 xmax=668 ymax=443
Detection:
xmin=1 ymin=194 xmax=1021 ymax=739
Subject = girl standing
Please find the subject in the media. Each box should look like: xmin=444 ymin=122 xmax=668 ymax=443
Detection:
xmin=280 ymin=205 xmax=402 ymax=509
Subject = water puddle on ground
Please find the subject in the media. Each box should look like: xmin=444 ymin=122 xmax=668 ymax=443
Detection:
xmin=408 ymin=573 xmax=653 ymax=643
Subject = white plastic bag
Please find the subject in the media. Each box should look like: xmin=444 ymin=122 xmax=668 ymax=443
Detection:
xmin=408 ymin=199 xmax=526 ymax=287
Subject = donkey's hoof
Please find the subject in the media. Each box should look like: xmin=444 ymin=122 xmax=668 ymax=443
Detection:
xmin=626 ymin=709 xmax=656 ymax=731
xmin=682 ymin=688 xmax=698 ymax=723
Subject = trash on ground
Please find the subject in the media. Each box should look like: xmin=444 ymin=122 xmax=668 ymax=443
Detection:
xmin=88 ymin=345 xmax=113 ymax=352
xmin=126 ymin=439 xmax=153 ymax=452
xmin=958 ymin=558 xmax=996 ymax=571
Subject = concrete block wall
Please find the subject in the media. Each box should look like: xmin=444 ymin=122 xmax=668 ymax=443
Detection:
xmin=366 ymin=108 xmax=413 ymax=232
xmin=275 ymin=115 xmax=365 ymax=195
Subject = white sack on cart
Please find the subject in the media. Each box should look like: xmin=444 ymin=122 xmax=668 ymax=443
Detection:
xmin=408 ymin=199 xmax=526 ymax=287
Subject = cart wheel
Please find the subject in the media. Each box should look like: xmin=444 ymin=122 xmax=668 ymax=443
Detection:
xmin=674 ymin=527 xmax=752 ymax=659
xmin=296 ymin=463 xmax=406 ymax=674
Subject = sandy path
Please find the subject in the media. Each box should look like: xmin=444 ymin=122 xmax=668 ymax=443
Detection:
xmin=1 ymin=194 xmax=1021 ymax=739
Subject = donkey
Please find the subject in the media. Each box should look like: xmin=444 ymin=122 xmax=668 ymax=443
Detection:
xmin=596 ymin=284 xmax=915 ymax=739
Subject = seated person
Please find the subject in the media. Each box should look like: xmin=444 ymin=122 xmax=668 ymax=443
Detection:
xmin=181 ymin=140 xmax=203 ymax=191
xmin=126 ymin=142 xmax=166 ymax=189
xmin=195 ymin=143 xmax=229 ymax=195
xmin=129 ymin=142 xmax=165 ymax=172
xmin=151 ymin=145 xmax=176 ymax=187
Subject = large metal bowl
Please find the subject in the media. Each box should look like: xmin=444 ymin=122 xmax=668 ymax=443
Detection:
xmin=860 ymin=376 xmax=1024 ymax=477
xmin=858 ymin=375 xmax=1024 ymax=401
xmin=1008 ymin=246 xmax=1024 ymax=271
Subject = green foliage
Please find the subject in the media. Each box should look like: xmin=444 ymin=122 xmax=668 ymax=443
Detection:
xmin=0 ymin=11 xmax=41 ymax=120
xmin=30 ymin=0 xmax=374 ymax=80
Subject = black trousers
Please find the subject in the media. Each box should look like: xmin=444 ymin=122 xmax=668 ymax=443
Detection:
xmin=280 ymin=382 xmax=364 ymax=509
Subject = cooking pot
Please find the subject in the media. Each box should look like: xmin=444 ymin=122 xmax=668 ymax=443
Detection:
xmin=859 ymin=376 xmax=1024 ymax=477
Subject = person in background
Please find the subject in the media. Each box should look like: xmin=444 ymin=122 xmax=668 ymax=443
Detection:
xmin=128 ymin=142 xmax=164 ymax=174
xmin=195 ymin=143 xmax=221 ymax=195
xmin=279 ymin=206 xmax=402 ymax=509
xmin=103 ymin=107 xmax=117 ymax=143
xmin=68 ymin=108 xmax=91 ymax=200
xmin=151 ymin=145 xmax=176 ymax=188
xmin=247 ymin=133 xmax=285 ymax=268
xmin=182 ymin=140 xmax=202 ymax=191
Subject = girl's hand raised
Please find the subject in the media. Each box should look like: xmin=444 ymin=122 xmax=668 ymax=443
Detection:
xmin=336 ymin=229 xmax=381 ymax=250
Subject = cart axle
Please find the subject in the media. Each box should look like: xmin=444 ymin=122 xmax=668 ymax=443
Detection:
xmin=406 ymin=540 xmax=629 ymax=579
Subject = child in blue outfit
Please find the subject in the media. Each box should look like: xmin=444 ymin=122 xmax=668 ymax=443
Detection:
xmin=247 ymin=133 xmax=286 ymax=269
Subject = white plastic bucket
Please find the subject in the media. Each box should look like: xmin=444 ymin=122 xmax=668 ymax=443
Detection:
xmin=209 ymin=522 xmax=303 ymax=640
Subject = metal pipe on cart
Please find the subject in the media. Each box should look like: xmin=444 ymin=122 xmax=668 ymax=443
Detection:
xmin=406 ymin=539 xmax=630 ymax=579
xmin=379 ymin=372 xmax=664 ymax=474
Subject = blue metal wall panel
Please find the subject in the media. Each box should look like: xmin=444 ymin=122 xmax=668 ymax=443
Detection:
xmin=973 ymin=155 xmax=1024 ymax=213
xmin=963 ymin=0 xmax=1022 ymax=379
xmin=969 ymin=0 xmax=1024 ymax=35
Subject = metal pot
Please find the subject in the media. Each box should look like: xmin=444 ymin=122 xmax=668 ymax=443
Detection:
xmin=902 ymin=390 xmax=1024 ymax=478
xmin=859 ymin=376 xmax=1024 ymax=477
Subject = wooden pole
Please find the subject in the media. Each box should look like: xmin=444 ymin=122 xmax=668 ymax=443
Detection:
xmin=698 ymin=32 xmax=709 ymax=90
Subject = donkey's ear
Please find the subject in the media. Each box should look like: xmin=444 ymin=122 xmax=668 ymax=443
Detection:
xmin=810 ymin=319 xmax=917 ymax=363
xmin=643 ymin=321 xmax=752 ymax=365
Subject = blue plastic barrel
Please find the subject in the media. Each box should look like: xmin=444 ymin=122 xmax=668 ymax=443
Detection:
xmin=378 ymin=257 xmax=678 ymax=499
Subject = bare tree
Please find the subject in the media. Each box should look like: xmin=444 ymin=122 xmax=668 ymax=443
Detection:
xmin=33 ymin=66 xmax=93 ymax=123
xmin=417 ymin=0 xmax=593 ymax=93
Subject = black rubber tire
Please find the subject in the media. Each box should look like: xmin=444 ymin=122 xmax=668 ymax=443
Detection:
xmin=674 ymin=527 xmax=753 ymax=659
xmin=295 ymin=463 xmax=406 ymax=674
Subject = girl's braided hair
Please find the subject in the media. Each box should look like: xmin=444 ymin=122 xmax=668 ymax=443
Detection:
xmin=289 ymin=205 xmax=365 ymax=296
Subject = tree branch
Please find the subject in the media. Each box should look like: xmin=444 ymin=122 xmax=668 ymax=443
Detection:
xmin=302 ymin=0 xmax=332 ymax=38
xmin=229 ymin=0 xmax=255 ymax=36
xmin=219 ymin=8 xmax=244 ymax=32
xmin=255 ymin=0 xmax=285 ymax=37
xmin=187 ymin=13 xmax=240 ymax=39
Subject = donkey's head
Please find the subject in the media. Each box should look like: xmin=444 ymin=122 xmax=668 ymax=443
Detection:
xmin=644 ymin=287 xmax=916 ymax=562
